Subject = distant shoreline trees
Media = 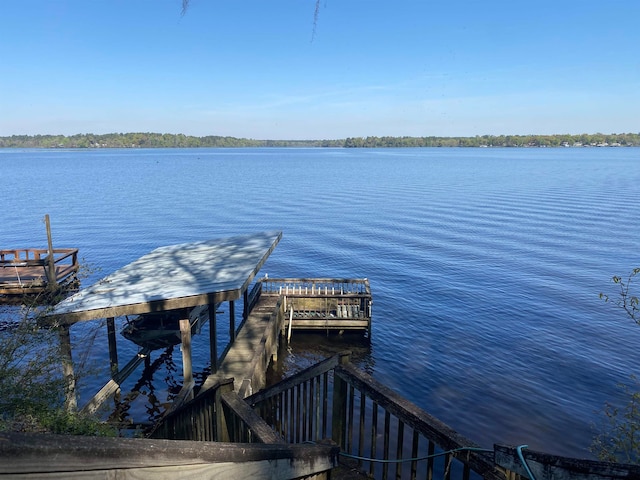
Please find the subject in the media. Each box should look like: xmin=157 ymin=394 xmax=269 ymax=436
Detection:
xmin=0 ymin=132 xmax=638 ymax=149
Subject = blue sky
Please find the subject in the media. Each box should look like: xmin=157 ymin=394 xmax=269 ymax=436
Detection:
xmin=1 ymin=1 xmax=638 ymax=139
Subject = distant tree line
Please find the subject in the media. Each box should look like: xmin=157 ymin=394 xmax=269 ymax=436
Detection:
xmin=0 ymin=132 xmax=638 ymax=149
xmin=343 ymin=133 xmax=639 ymax=148
xmin=0 ymin=133 xmax=342 ymax=149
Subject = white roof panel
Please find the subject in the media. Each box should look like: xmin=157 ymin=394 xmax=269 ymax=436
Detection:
xmin=49 ymin=231 xmax=282 ymax=322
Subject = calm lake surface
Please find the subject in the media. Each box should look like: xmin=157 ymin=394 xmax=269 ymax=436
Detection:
xmin=1 ymin=147 xmax=639 ymax=457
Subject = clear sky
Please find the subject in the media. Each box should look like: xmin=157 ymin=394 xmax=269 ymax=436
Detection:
xmin=1 ymin=1 xmax=639 ymax=139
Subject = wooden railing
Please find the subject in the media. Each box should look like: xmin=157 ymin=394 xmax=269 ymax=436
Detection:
xmin=260 ymin=278 xmax=371 ymax=297
xmin=0 ymin=431 xmax=338 ymax=480
xmin=246 ymin=353 xmax=506 ymax=480
xmin=0 ymin=248 xmax=79 ymax=296
xmin=0 ymin=248 xmax=78 ymax=266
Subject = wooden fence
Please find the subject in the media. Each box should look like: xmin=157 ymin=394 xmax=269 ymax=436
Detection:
xmin=246 ymin=352 xmax=506 ymax=480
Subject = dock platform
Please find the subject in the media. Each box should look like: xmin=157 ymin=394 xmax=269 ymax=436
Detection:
xmin=260 ymin=278 xmax=372 ymax=341
xmin=0 ymin=248 xmax=79 ymax=298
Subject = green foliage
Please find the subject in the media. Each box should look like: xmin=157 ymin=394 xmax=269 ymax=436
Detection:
xmin=0 ymin=309 xmax=65 ymax=416
xmin=0 ymin=133 xmax=343 ymax=149
xmin=343 ymin=133 xmax=640 ymax=148
xmin=0 ymin=132 xmax=638 ymax=149
xmin=591 ymin=377 xmax=640 ymax=464
xmin=0 ymin=300 xmax=114 ymax=436
xmin=600 ymin=268 xmax=640 ymax=325
xmin=592 ymin=269 xmax=640 ymax=463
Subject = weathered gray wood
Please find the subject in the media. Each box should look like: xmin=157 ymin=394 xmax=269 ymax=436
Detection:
xmin=180 ymin=318 xmax=193 ymax=387
xmin=80 ymin=347 xmax=151 ymax=415
xmin=199 ymin=295 xmax=283 ymax=396
xmin=0 ymin=432 xmax=338 ymax=479
xmin=290 ymin=319 xmax=369 ymax=329
xmin=58 ymin=325 xmax=77 ymax=411
xmin=494 ymin=444 xmax=640 ymax=480
xmin=44 ymin=214 xmax=56 ymax=289
xmin=229 ymin=299 xmax=236 ymax=341
xmin=334 ymin=363 xmax=503 ymax=480
xmin=209 ymin=302 xmax=218 ymax=372
xmin=221 ymin=390 xmax=286 ymax=444
xmin=331 ymin=354 xmax=350 ymax=447
xmin=0 ymin=247 xmax=79 ymax=296
xmin=246 ymin=352 xmax=349 ymax=405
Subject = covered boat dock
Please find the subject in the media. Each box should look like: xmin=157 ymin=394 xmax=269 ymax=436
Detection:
xmin=48 ymin=231 xmax=282 ymax=414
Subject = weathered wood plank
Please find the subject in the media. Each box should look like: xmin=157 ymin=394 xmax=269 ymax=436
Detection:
xmin=494 ymin=444 xmax=640 ymax=480
xmin=221 ymin=390 xmax=286 ymax=444
xmin=0 ymin=432 xmax=338 ymax=479
xmin=200 ymin=295 xmax=283 ymax=396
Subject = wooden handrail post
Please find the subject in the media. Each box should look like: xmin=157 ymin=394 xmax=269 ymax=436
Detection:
xmin=331 ymin=352 xmax=351 ymax=447
xmin=215 ymin=380 xmax=234 ymax=442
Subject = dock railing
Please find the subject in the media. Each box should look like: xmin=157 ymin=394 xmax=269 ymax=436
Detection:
xmin=260 ymin=277 xmax=371 ymax=297
xmin=0 ymin=247 xmax=79 ymax=295
xmin=246 ymin=352 xmax=507 ymax=480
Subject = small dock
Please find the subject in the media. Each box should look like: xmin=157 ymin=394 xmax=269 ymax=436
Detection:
xmin=261 ymin=277 xmax=372 ymax=341
xmin=0 ymin=215 xmax=79 ymax=300
xmin=0 ymin=247 xmax=79 ymax=298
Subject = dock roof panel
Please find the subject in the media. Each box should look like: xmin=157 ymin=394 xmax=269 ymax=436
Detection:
xmin=49 ymin=231 xmax=282 ymax=323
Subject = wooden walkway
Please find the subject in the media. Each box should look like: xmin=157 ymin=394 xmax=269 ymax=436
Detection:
xmin=200 ymin=294 xmax=283 ymax=398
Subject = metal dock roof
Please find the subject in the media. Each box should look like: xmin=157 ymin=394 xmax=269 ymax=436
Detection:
xmin=49 ymin=231 xmax=282 ymax=323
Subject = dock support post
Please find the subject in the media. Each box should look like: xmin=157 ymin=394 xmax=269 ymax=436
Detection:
xmin=44 ymin=214 xmax=57 ymax=290
xmin=106 ymin=317 xmax=118 ymax=376
xmin=209 ymin=303 xmax=218 ymax=372
xmin=243 ymin=289 xmax=249 ymax=320
xmin=229 ymin=300 xmax=236 ymax=342
xmin=58 ymin=325 xmax=77 ymax=412
xmin=179 ymin=319 xmax=193 ymax=399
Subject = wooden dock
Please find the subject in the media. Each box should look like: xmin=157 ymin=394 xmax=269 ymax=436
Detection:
xmin=261 ymin=278 xmax=373 ymax=341
xmin=0 ymin=247 xmax=79 ymax=298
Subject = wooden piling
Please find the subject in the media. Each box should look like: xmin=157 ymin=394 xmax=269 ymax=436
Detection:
xmin=44 ymin=214 xmax=56 ymax=291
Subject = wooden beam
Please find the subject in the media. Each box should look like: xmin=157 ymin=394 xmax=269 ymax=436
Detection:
xmin=44 ymin=214 xmax=56 ymax=290
xmin=58 ymin=325 xmax=77 ymax=412
xmin=106 ymin=317 xmax=118 ymax=376
xmin=0 ymin=432 xmax=338 ymax=479
xmin=229 ymin=300 xmax=236 ymax=342
xmin=209 ymin=303 xmax=218 ymax=372
xmin=494 ymin=444 xmax=640 ymax=480
xmin=81 ymin=348 xmax=150 ymax=415
xmin=179 ymin=319 xmax=193 ymax=390
xmin=221 ymin=390 xmax=286 ymax=444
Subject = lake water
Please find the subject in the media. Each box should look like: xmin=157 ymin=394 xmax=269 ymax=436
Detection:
xmin=1 ymin=147 xmax=639 ymax=458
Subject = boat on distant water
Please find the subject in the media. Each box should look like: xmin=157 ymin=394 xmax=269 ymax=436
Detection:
xmin=121 ymin=305 xmax=209 ymax=350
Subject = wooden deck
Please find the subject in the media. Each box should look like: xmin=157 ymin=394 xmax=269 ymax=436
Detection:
xmin=260 ymin=278 xmax=373 ymax=340
xmin=0 ymin=248 xmax=79 ymax=297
